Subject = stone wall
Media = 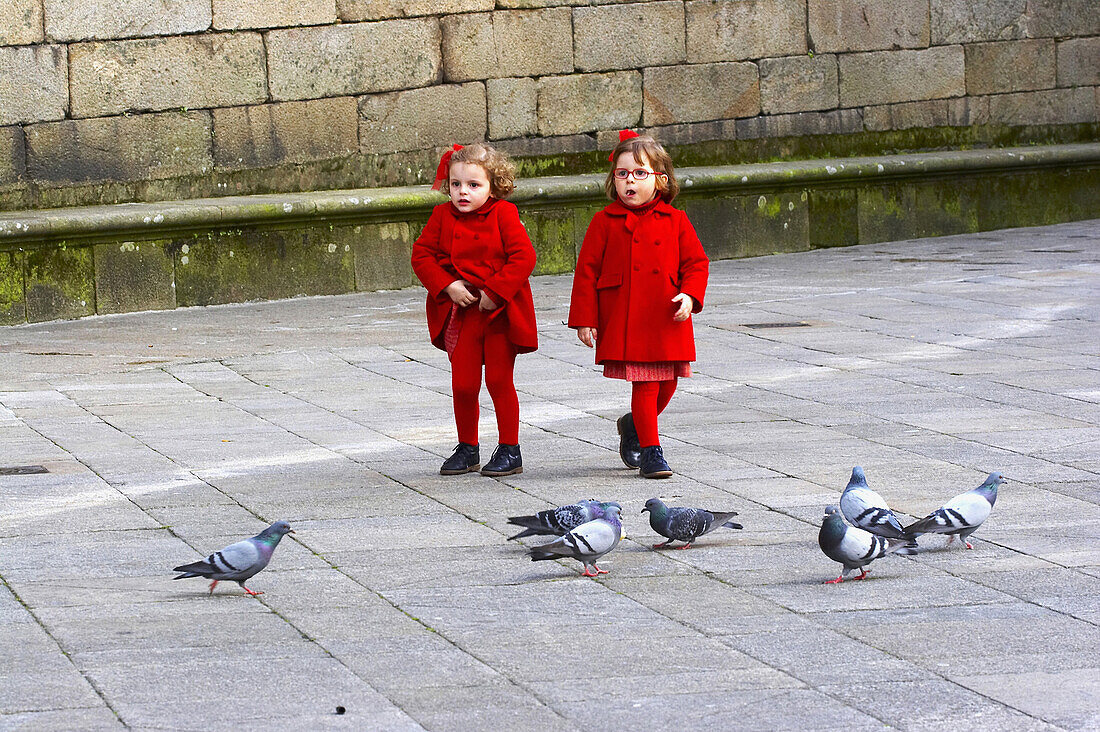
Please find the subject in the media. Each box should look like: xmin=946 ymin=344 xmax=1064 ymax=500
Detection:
xmin=0 ymin=0 xmax=1098 ymax=211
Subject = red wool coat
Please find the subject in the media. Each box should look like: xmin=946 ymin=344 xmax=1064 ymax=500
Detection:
xmin=568 ymin=199 xmax=709 ymax=364
xmin=411 ymin=197 xmax=538 ymax=354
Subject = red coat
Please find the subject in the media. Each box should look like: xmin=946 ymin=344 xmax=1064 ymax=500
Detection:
xmin=568 ymin=200 xmax=709 ymax=364
xmin=411 ymin=197 xmax=538 ymax=354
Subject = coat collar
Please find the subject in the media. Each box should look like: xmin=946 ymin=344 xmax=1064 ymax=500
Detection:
xmin=603 ymin=198 xmax=676 ymax=217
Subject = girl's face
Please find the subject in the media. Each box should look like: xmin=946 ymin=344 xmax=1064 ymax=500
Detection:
xmin=613 ymin=151 xmax=663 ymax=207
xmin=448 ymin=162 xmax=492 ymax=213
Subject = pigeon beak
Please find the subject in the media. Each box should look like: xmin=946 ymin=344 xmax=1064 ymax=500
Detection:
xmin=640 ymin=508 xmax=649 ymax=514
xmin=288 ymin=529 xmax=296 ymax=534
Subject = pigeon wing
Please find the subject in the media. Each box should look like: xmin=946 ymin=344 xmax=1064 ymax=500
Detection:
xmin=666 ymin=508 xmax=705 ymax=541
xmin=173 ymin=538 xmax=263 ymax=581
xmin=841 ymin=486 xmax=907 ymax=538
xmin=906 ymin=490 xmax=991 ymax=536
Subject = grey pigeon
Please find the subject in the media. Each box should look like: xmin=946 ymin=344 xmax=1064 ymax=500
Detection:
xmin=507 ymin=500 xmax=621 ymax=541
xmin=904 ymin=472 xmax=1004 ymax=549
xmin=839 ymin=466 xmax=918 ymax=553
xmin=641 ymin=497 xmax=742 ymax=549
xmin=819 ymin=505 xmax=907 ymax=583
xmin=172 ymin=520 xmax=294 ymax=595
xmin=528 ymin=504 xmax=622 ymax=577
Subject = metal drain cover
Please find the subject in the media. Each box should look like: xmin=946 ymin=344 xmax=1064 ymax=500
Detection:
xmin=742 ymin=322 xmax=811 ymax=329
xmin=0 ymin=465 xmax=50 ymax=475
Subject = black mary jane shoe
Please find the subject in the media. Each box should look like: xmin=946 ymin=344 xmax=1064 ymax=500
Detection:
xmin=440 ymin=443 xmax=480 ymax=475
xmin=639 ymin=445 xmax=673 ymax=479
xmin=481 ymin=443 xmax=523 ymax=477
xmin=616 ymin=412 xmax=642 ymax=468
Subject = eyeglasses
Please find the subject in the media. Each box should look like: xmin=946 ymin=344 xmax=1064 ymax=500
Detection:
xmin=613 ymin=168 xmax=667 ymax=181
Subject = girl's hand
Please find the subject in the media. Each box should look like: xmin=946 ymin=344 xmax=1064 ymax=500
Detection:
xmin=672 ymin=293 xmax=694 ymax=322
xmin=444 ymin=280 xmax=478 ymax=307
xmin=478 ymin=290 xmax=499 ymax=312
xmin=577 ymin=327 xmax=597 ymax=348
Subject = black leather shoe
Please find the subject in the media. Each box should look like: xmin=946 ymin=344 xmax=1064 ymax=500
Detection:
xmin=440 ymin=443 xmax=480 ymax=475
xmin=616 ymin=413 xmax=642 ymax=468
xmin=481 ymin=443 xmax=523 ymax=476
xmin=639 ymin=445 xmax=673 ymax=479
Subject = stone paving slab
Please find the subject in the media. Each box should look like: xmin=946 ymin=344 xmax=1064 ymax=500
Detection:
xmin=1 ymin=220 xmax=1098 ymax=729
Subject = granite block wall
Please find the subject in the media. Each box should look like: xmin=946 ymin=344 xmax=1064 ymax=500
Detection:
xmin=0 ymin=0 xmax=1097 ymax=210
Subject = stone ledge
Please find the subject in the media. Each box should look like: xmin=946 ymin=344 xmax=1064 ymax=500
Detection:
xmin=2 ymin=143 xmax=1098 ymax=246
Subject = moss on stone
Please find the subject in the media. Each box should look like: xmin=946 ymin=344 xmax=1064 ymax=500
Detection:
xmin=352 ymin=221 xmax=417 ymax=291
xmin=24 ymin=243 xmax=95 ymax=322
xmin=0 ymin=249 xmax=25 ymax=325
xmin=522 ymin=209 xmax=577 ymax=276
xmin=94 ymin=239 xmax=176 ymax=314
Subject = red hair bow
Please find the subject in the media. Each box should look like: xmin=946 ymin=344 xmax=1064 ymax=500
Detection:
xmin=432 ymin=144 xmax=464 ymax=191
xmin=608 ymin=129 xmax=640 ymax=161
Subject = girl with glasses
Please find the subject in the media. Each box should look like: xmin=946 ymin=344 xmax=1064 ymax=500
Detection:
xmin=412 ymin=144 xmax=538 ymax=477
xmin=568 ymin=131 xmax=710 ymax=478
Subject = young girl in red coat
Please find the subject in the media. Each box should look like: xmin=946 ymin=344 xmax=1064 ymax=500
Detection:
xmin=568 ymin=131 xmax=709 ymax=478
xmin=412 ymin=144 xmax=538 ymax=477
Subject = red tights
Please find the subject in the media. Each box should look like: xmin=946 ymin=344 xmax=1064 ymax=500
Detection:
xmin=631 ymin=380 xmax=677 ymax=447
xmin=450 ymin=309 xmax=519 ymax=445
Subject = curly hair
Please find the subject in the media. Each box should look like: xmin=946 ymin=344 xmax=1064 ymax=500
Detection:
xmin=604 ymin=134 xmax=680 ymax=203
xmin=438 ymin=143 xmax=517 ymax=199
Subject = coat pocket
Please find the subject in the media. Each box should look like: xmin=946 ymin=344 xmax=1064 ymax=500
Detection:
xmin=596 ymin=272 xmax=622 ymax=289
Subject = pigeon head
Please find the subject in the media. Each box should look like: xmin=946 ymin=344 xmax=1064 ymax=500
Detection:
xmin=820 ymin=505 xmax=847 ymax=544
xmin=977 ymin=472 xmax=1005 ymax=505
xmin=641 ymin=498 xmax=667 ymax=516
xmin=601 ymin=504 xmax=623 ymax=527
xmin=257 ymin=521 xmax=295 ymax=545
xmin=847 ymin=466 xmax=868 ymax=488
xmin=823 ymin=505 xmax=844 ymax=522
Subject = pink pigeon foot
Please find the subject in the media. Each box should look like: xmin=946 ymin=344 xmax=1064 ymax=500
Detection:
xmin=242 ymin=586 xmax=264 ymax=596
xmin=207 ymin=580 xmax=219 ymax=594
xmin=674 ymin=543 xmax=693 ymax=550
xmin=825 ymin=576 xmax=845 ymax=584
xmin=853 ymin=569 xmax=869 ymax=580
xmin=581 ymin=567 xmax=599 ymax=577
xmin=965 ymin=541 xmax=974 ymax=549
xmin=653 ymin=541 xmax=672 ymax=549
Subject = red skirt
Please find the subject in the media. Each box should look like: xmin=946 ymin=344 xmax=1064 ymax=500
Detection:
xmin=603 ymin=360 xmax=691 ymax=381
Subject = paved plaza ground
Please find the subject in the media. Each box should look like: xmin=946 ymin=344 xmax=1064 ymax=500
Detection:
xmin=1 ymin=220 xmax=1098 ymax=731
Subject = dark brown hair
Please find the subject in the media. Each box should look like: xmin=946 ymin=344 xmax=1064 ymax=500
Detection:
xmin=604 ymin=134 xmax=679 ymax=202
xmin=439 ymin=143 xmax=516 ymax=198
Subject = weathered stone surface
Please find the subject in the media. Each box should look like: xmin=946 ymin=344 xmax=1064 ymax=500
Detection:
xmin=0 ymin=249 xmax=24 ymax=325
xmin=986 ymin=88 xmax=1097 ymax=126
xmin=537 ymin=72 xmax=641 ymax=136
xmin=359 ymin=83 xmax=485 ymax=154
xmin=863 ymin=97 xmax=988 ymax=131
xmin=808 ymin=0 xmax=929 ymax=52
xmin=69 ymin=34 xmax=266 ymax=118
xmin=634 ymin=119 xmax=739 ymax=147
xmin=213 ymin=97 xmax=358 ymax=170
xmin=338 ymin=0 xmax=491 ymax=22
xmin=735 ymin=109 xmax=862 ymax=139
xmin=25 ymin=111 xmax=212 ymax=184
xmin=267 ymin=20 xmax=440 ymax=101
xmin=43 ymin=0 xmax=211 ymax=42
xmin=0 ymin=46 xmax=67 ymax=126
xmin=1057 ymin=38 xmax=1100 ymax=87
xmin=808 ymin=187 xmax=858 ymax=248
xmin=1026 ymin=0 xmax=1100 ymax=38
xmin=930 ymin=0 xmax=1027 ymax=44
xmin=966 ymin=40 xmax=1055 ymax=95
xmin=574 ymin=1 xmax=685 ymax=72
xmin=1 ymin=0 xmax=43 ymax=45
xmin=681 ymin=190 xmax=809 ymax=259
xmin=759 ymin=54 xmax=838 ymax=114
xmin=643 ymin=62 xmax=759 ymax=126
xmin=521 ymin=208 xmax=575 ymax=275
xmin=839 ymin=47 xmax=965 ymax=107
xmin=496 ymin=134 xmax=596 ymax=157
xmin=173 ymin=228 xmax=355 ymax=307
xmin=213 ymin=0 xmax=335 ymax=30
xmin=93 ymin=240 xmax=176 ymax=315
xmin=0 ymin=126 xmax=25 ymax=186
xmin=487 ymin=78 xmax=537 ymax=140
xmin=352 ymin=221 xmax=416 ymax=291
xmin=442 ymin=9 xmax=571 ymax=82
xmin=686 ymin=0 xmax=805 ymax=62
xmin=24 ymin=244 xmax=95 ymax=322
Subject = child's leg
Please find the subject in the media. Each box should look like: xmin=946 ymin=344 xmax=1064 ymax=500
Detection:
xmin=450 ymin=312 xmax=486 ymax=445
xmin=483 ymin=323 xmax=519 ymax=444
xmin=656 ymin=378 xmax=677 ymax=415
xmin=631 ymin=381 xmax=661 ymax=448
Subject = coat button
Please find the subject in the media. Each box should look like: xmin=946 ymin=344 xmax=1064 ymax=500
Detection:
xmin=473 ymin=234 xmax=480 ymax=240
xmin=652 ymin=267 xmax=659 ymax=274
xmin=454 ymin=232 xmax=462 ymax=239
xmin=633 ymin=265 xmax=640 ymax=271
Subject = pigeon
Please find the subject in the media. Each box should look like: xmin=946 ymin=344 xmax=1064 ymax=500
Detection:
xmin=641 ymin=497 xmax=742 ymax=549
xmin=819 ymin=505 xmax=907 ymax=583
xmin=839 ymin=466 xmax=918 ymax=553
xmin=528 ymin=504 xmax=622 ymax=577
xmin=172 ymin=520 xmax=294 ymax=595
xmin=507 ymin=500 xmax=622 ymax=541
xmin=904 ymin=472 xmax=1004 ymax=549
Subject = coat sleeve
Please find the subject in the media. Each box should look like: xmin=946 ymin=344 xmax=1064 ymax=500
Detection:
xmin=676 ymin=212 xmax=709 ymax=313
xmin=482 ymin=203 xmax=536 ymax=304
xmin=567 ymin=214 xmax=607 ymax=329
xmin=411 ymin=207 xmax=457 ymax=298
